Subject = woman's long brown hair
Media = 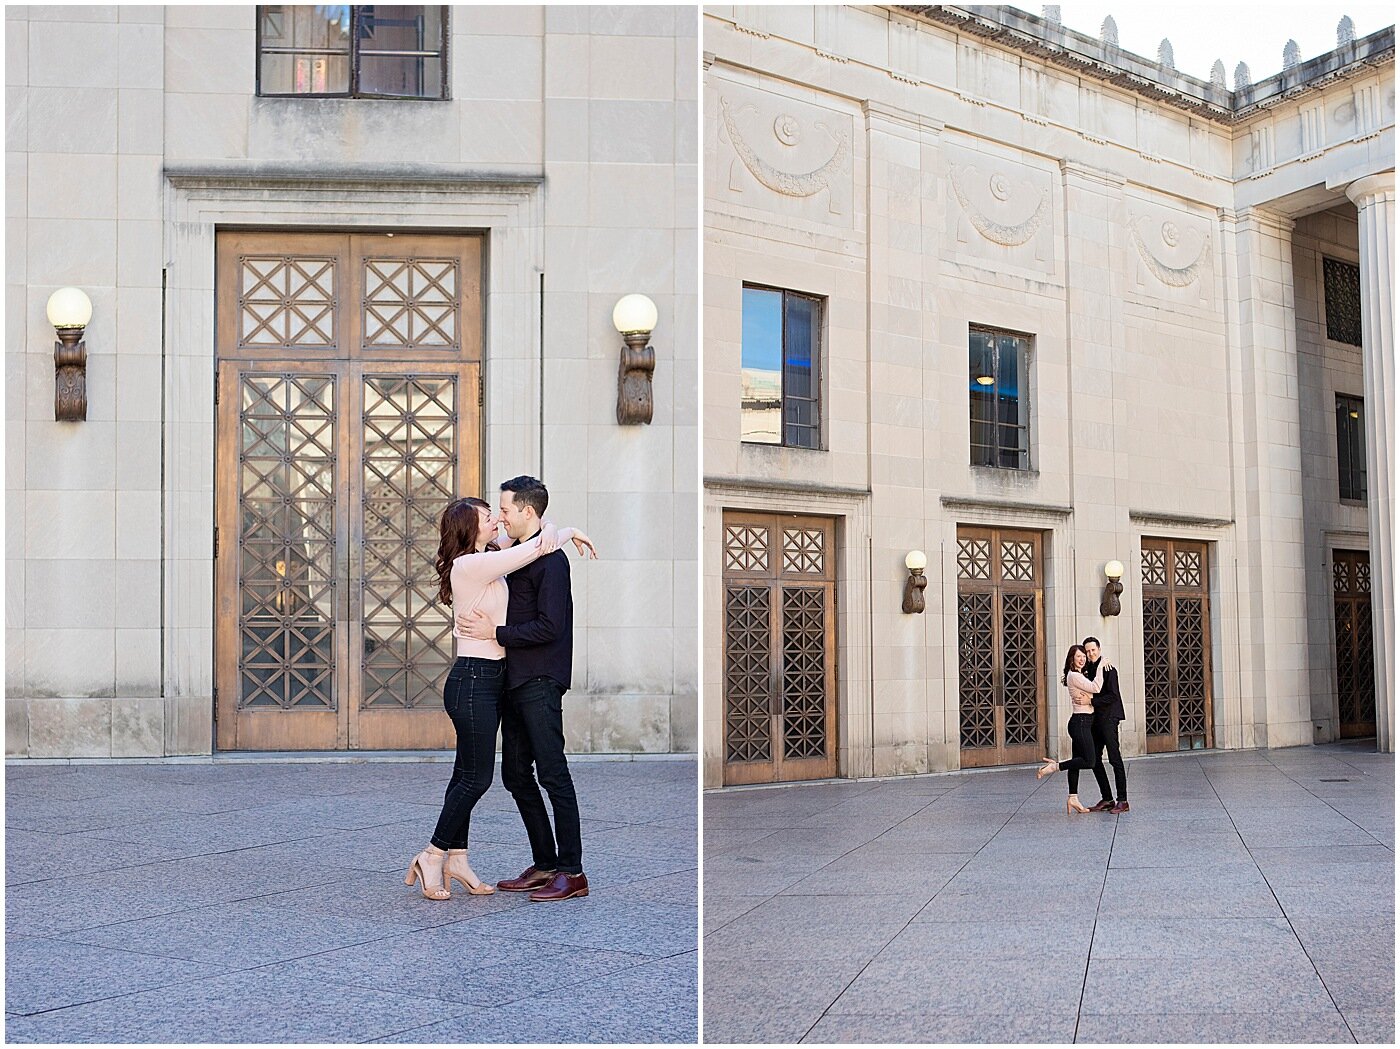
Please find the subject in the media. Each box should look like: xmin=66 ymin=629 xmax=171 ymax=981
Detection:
xmin=435 ymin=497 xmax=494 ymax=605
xmin=1061 ymin=644 xmax=1087 ymax=686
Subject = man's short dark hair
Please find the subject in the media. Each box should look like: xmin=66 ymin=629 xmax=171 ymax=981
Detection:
xmin=501 ymin=475 xmax=549 ymax=517
xmin=1082 ymin=636 xmax=1101 ymax=649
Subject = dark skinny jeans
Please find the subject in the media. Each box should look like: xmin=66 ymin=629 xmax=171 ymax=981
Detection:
xmin=1058 ymin=712 xmax=1111 ymax=798
xmin=430 ymin=656 xmax=505 ymax=850
xmin=500 ymin=675 xmax=583 ymax=875
xmin=1091 ymin=712 xmax=1128 ymax=803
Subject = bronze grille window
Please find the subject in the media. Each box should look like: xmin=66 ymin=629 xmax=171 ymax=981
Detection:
xmin=741 ymin=285 xmax=822 ymax=449
xmin=257 ymin=6 xmax=448 ymax=100
xmin=1336 ymin=394 xmax=1367 ymax=503
xmin=969 ymin=328 xmax=1030 ymax=470
xmin=1323 ymin=257 xmax=1363 ymax=347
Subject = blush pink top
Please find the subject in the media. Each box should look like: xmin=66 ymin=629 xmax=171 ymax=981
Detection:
xmin=1066 ymin=664 xmax=1104 ymax=713
xmin=449 ymin=529 xmax=576 ymax=660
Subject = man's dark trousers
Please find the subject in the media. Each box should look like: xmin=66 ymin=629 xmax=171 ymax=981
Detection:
xmin=1091 ymin=713 xmax=1127 ymax=803
xmin=500 ymin=676 xmax=583 ymax=875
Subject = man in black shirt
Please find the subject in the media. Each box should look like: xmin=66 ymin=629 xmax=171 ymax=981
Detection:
xmin=1083 ymin=636 xmax=1128 ymax=813
xmin=461 ymin=475 xmax=589 ymax=901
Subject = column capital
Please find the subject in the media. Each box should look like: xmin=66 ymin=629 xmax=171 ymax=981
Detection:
xmin=1234 ymin=206 xmax=1296 ymax=237
xmin=862 ymin=99 xmax=942 ymax=138
xmin=1059 ymin=160 xmax=1125 ymax=189
xmin=1345 ymin=170 xmax=1395 ymax=209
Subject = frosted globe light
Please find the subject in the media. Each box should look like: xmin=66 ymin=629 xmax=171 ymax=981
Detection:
xmin=612 ymin=294 xmax=658 ymax=335
xmin=905 ymin=549 xmax=928 ymax=572
xmin=1105 ymin=559 xmax=1125 ymax=580
xmin=46 ymin=287 xmax=93 ymax=330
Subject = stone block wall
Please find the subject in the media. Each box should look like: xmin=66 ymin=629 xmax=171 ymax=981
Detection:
xmin=6 ymin=5 xmax=697 ymax=757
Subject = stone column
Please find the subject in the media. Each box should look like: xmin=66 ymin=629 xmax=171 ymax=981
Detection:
xmin=1345 ymin=172 xmax=1395 ymax=753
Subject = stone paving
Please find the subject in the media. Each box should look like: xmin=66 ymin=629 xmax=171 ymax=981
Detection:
xmin=5 ymin=756 xmax=697 ymax=1043
xmin=703 ymin=742 xmax=1393 ymax=1044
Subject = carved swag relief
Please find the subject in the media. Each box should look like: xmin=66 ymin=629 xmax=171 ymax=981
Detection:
xmin=1129 ymin=215 xmax=1211 ymax=289
xmin=719 ymin=96 xmax=851 ymax=216
xmin=950 ymin=166 xmax=1051 ymax=247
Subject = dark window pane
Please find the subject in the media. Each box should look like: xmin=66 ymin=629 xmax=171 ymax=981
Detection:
xmin=970 ymin=329 xmax=1030 ymax=470
xmin=1323 ymin=258 xmax=1363 ymax=347
xmin=741 ymin=288 xmax=783 ymax=445
xmin=259 ymin=5 xmax=351 ymax=95
xmin=1337 ymin=395 xmax=1366 ymax=502
xmin=784 ymin=294 xmax=820 ymax=448
xmin=356 ymin=5 xmax=445 ymax=98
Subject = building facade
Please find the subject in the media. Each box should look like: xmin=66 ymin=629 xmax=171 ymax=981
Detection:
xmin=702 ymin=5 xmax=1394 ymax=786
xmin=7 ymin=5 xmax=698 ymax=758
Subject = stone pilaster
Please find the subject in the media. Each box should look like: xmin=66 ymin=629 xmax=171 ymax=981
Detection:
xmin=1345 ymin=172 xmax=1395 ymax=752
xmin=1224 ymin=207 xmax=1312 ymax=747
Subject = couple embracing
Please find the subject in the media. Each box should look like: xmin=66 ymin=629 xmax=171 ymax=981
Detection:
xmin=404 ymin=475 xmax=598 ymax=903
xmin=1036 ymin=636 xmax=1130 ymax=815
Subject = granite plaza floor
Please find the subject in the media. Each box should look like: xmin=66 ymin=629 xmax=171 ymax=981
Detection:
xmin=703 ymin=741 xmax=1394 ymax=1044
xmin=5 ymin=756 xmax=697 ymax=1043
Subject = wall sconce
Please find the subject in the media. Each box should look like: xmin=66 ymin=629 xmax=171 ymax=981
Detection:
xmin=612 ymin=293 xmax=657 ymax=425
xmin=47 ymin=287 xmax=93 ymax=422
xmin=902 ymin=549 xmax=928 ymax=614
xmin=1100 ymin=559 xmax=1125 ymax=617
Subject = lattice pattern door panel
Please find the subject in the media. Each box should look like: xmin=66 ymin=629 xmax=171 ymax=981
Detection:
xmin=956 ymin=526 xmax=1046 ymax=768
xmin=721 ymin=512 xmax=837 ymax=784
xmin=781 ymin=587 xmax=828 ymax=760
xmin=359 ymin=374 xmax=461 ymax=712
xmin=236 ymin=373 xmax=338 ymax=710
xmin=1140 ymin=538 xmax=1214 ymax=752
xmin=1000 ymin=592 xmax=1041 ymax=747
xmin=724 ymin=586 xmax=772 ymax=763
xmin=958 ymin=592 xmax=996 ymax=750
xmin=1333 ymin=550 xmax=1377 ymax=738
xmin=1142 ymin=597 xmax=1172 ymax=739
xmin=363 ymin=259 xmax=458 ymax=350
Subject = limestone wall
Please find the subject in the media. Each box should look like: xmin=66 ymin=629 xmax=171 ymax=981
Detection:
xmin=702 ymin=5 xmax=1393 ymax=784
xmin=6 ymin=5 xmax=697 ymax=757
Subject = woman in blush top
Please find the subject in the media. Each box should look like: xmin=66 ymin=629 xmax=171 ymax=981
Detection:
xmin=1035 ymin=644 xmax=1110 ymax=814
xmin=404 ymin=496 xmax=595 ymax=901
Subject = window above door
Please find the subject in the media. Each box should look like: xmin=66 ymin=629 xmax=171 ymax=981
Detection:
xmin=257 ymin=5 xmax=449 ymax=100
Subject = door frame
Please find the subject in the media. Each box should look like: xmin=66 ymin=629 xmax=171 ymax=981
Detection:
xmin=721 ymin=510 xmax=839 ymax=785
xmin=1141 ymin=536 xmax=1215 ymax=753
xmin=212 ymin=228 xmax=484 ymax=751
xmin=1332 ymin=548 xmax=1376 ymax=739
xmin=955 ymin=526 xmax=1048 ymax=769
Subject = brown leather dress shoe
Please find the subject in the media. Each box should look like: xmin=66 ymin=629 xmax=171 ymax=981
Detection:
xmin=1089 ymin=799 xmax=1115 ymax=812
xmin=497 ymin=865 xmax=556 ymax=892
xmin=1110 ymin=801 xmax=1130 ymax=814
xmin=528 ymin=871 xmax=589 ymax=902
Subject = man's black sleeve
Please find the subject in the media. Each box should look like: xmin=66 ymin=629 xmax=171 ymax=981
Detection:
xmin=1093 ymin=668 xmax=1121 ymax=711
xmin=495 ymin=555 xmax=569 ymax=648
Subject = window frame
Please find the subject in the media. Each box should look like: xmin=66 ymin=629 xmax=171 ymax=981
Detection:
xmin=968 ymin=325 xmax=1033 ymax=472
xmin=1335 ymin=392 xmax=1367 ymax=504
xmin=740 ymin=282 xmax=825 ymax=451
xmin=255 ymin=5 xmax=450 ymax=101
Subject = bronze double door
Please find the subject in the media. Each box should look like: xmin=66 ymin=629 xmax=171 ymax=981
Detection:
xmin=1333 ymin=550 xmax=1376 ymax=739
xmin=214 ymin=231 xmax=482 ymax=750
xmin=721 ymin=512 xmax=838 ymax=785
xmin=1141 ymin=537 xmax=1213 ymax=752
xmin=955 ymin=527 xmax=1047 ymax=768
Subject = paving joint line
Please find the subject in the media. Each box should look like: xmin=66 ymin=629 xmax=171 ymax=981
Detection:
xmin=1074 ymin=800 xmax=1120 ymax=1043
xmin=794 ymin=773 xmax=1057 ymax=1043
xmin=1200 ymin=752 xmax=1361 ymax=1044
